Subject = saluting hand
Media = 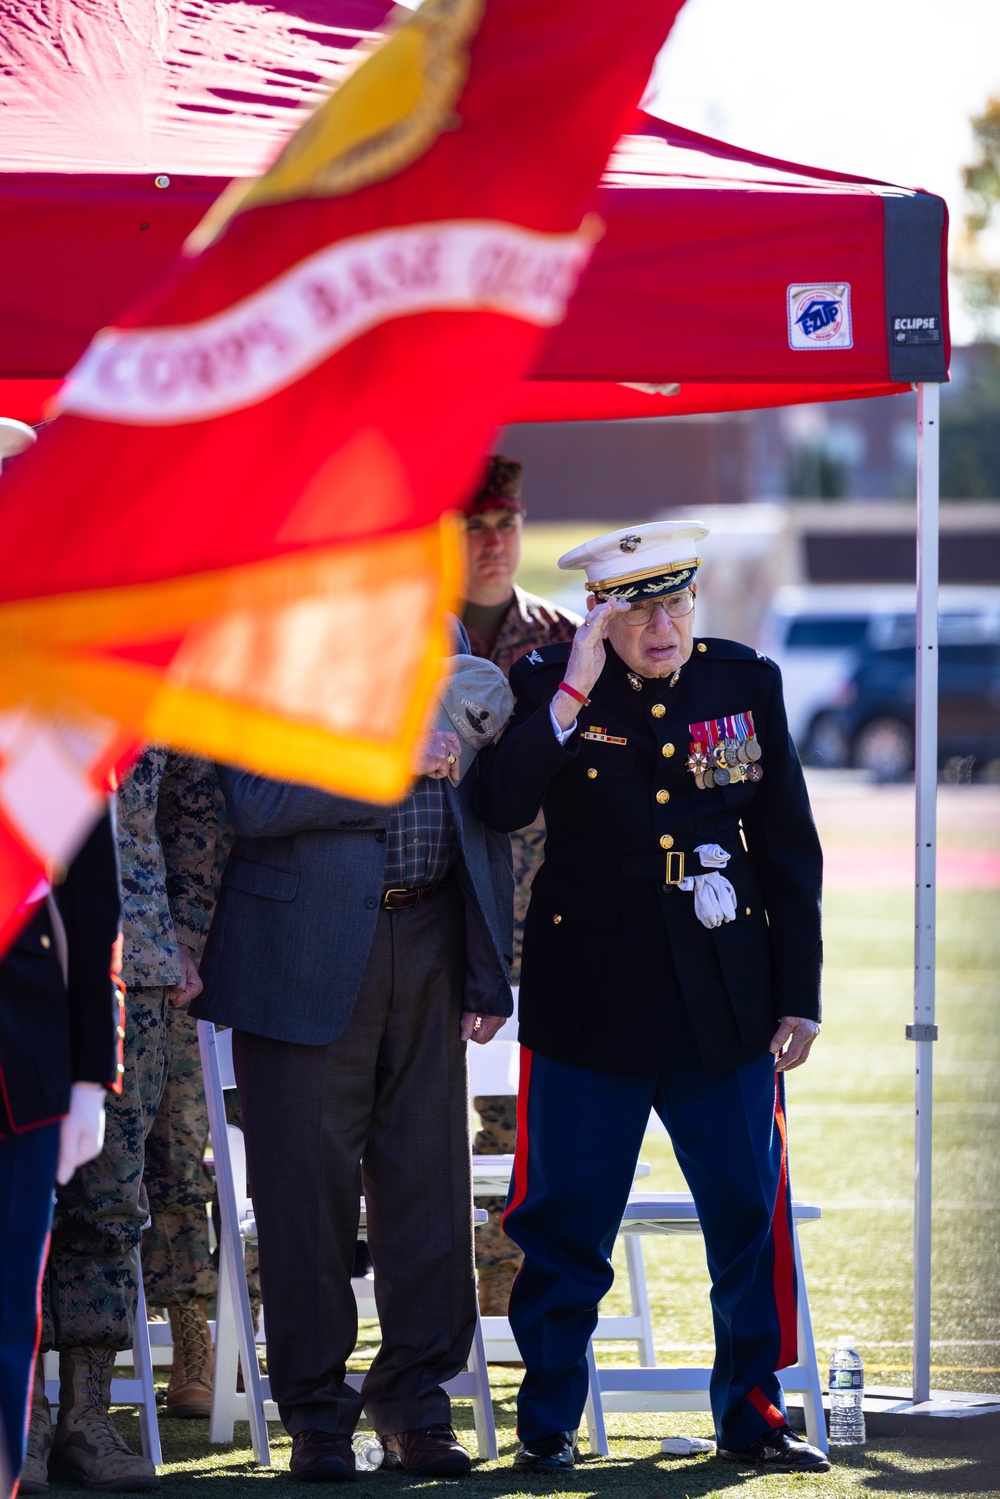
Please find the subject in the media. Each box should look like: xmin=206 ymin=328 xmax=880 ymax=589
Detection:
xmin=552 ymin=598 xmax=630 ymax=731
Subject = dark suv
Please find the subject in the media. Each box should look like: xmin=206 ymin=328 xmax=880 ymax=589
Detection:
xmin=835 ymin=623 xmax=1000 ymax=780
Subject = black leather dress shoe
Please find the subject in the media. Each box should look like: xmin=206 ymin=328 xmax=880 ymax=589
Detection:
xmin=379 ymin=1424 xmax=471 ymax=1476
xmin=289 ymin=1430 xmax=357 ymax=1482
xmin=512 ymin=1431 xmax=579 ymax=1473
xmin=718 ymin=1425 xmax=831 ymax=1472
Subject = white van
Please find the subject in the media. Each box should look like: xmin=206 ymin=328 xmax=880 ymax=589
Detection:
xmin=757 ymin=584 xmax=1000 ymax=764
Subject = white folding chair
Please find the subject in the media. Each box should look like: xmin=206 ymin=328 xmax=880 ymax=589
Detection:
xmin=43 ymin=1254 xmax=162 ymax=1466
xmin=198 ymin=1020 xmax=497 ymax=1466
xmin=582 ymin=1192 xmax=827 ymax=1455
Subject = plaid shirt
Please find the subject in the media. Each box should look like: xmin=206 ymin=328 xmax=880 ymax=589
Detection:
xmin=383 ymin=778 xmax=457 ymax=890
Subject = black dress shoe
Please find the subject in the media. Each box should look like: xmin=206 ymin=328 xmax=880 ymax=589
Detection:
xmin=289 ymin=1430 xmax=357 ymax=1482
xmin=718 ymin=1425 xmax=831 ymax=1472
xmin=379 ymin=1424 xmax=471 ymax=1476
xmin=512 ymin=1431 xmax=579 ymax=1473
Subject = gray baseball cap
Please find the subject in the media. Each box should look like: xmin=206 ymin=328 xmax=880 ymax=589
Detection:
xmin=434 ymin=656 xmax=514 ymax=782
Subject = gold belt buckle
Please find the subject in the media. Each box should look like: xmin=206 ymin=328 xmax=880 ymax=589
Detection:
xmin=382 ymin=888 xmax=409 ymax=909
xmin=664 ymin=851 xmax=686 ymax=886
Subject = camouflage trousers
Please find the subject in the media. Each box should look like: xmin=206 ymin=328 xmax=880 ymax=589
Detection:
xmin=142 ymin=1005 xmax=260 ymax=1308
xmin=41 ymin=987 xmax=170 ymax=1351
xmin=471 ymin=826 xmax=542 ymax=1283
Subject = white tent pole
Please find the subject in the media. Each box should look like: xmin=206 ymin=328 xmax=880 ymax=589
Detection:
xmin=911 ymin=381 xmax=940 ymax=1406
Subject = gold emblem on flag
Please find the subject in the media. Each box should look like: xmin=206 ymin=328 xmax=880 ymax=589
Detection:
xmin=190 ymin=0 xmax=485 ymax=252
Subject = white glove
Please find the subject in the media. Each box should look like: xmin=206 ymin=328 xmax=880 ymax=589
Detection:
xmin=56 ymin=1083 xmax=106 ymax=1185
xmin=694 ymin=842 xmax=731 ymax=870
xmin=678 ymin=844 xmax=737 ymax=929
xmin=690 ymin=870 xmax=738 ymax=928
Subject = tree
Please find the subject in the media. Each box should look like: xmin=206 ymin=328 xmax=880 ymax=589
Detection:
xmin=940 ymin=345 xmax=1000 ymax=498
xmin=957 ymin=97 xmax=1000 ymax=340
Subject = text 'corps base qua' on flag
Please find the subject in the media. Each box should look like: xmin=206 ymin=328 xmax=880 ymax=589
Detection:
xmin=0 ymin=0 xmax=686 ymax=944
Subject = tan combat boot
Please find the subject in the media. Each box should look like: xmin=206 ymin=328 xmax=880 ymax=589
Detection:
xmin=165 ymin=1299 xmax=213 ymax=1418
xmin=50 ymin=1346 xmax=158 ymax=1491
xmin=19 ymin=1355 xmax=52 ymax=1494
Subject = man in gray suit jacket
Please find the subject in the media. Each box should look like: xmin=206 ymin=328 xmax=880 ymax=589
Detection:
xmin=192 ymin=693 xmax=513 ymax=1482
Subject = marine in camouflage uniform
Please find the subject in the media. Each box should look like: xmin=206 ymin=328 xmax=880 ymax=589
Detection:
xmin=461 ymin=457 xmax=580 ymax=1315
xmin=27 ymin=750 xmax=222 ymax=1493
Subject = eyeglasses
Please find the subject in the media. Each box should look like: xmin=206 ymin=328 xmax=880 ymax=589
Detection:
xmin=605 ymin=590 xmax=695 ymax=627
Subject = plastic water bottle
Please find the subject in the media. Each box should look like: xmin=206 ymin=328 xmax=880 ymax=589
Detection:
xmin=828 ymin=1335 xmax=865 ymax=1445
xmin=352 ymin=1433 xmax=384 ymax=1471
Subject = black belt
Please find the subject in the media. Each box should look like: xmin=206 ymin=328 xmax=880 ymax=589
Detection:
xmin=381 ymin=881 xmax=447 ymax=910
xmin=621 ymin=852 xmax=693 ymax=885
xmin=548 ymin=852 xmax=698 ymax=886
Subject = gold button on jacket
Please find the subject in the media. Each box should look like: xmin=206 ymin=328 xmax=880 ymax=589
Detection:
xmin=660 ymin=834 xmax=674 ymax=850
xmin=656 ymin=789 xmax=670 ymax=804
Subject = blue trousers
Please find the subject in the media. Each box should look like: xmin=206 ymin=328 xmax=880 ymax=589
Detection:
xmin=503 ymin=1036 xmax=797 ymax=1452
xmin=0 ymin=1122 xmax=60 ymax=1480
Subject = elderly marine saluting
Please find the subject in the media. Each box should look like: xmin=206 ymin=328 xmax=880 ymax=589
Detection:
xmin=474 ymin=521 xmax=829 ymax=1476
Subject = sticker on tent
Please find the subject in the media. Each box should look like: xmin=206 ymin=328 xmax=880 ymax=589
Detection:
xmin=787 ymin=283 xmax=852 ymax=350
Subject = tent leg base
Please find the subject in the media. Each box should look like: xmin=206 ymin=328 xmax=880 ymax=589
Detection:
xmin=786 ymin=1387 xmax=1000 ymax=1442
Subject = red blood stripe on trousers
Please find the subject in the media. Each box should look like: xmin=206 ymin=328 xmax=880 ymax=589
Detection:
xmin=771 ymin=1076 xmax=798 ymax=1369
xmin=748 ymin=1385 xmax=786 ymax=1429
xmin=502 ymin=1046 xmax=533 ymax=1226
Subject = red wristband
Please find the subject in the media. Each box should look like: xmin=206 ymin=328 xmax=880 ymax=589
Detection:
xmin=558 ymin=681 xmax=591 ymax=708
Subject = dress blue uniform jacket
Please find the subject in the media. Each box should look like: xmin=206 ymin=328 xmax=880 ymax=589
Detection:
xmin=0 ymin=813 xmax=120 ymax=1133
xmin=193 ymin=755 xmax=514 ymax=1046
xmin=475 ymin=638 xmax=822 ymax=1078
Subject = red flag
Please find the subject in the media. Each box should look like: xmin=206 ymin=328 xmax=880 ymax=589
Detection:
xmin=0 ymin=0 xmax=685 ymax=940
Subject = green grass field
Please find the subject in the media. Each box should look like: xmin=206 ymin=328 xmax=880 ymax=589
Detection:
xmin=65 ymin=780 xmax=999 ymax=1498
xmin=101 ymin=1376 xmax=1000 ymax=1499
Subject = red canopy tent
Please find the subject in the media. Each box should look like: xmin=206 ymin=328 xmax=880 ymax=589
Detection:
xmin=0 ymin=0 xmax=948 ymax=1413
xmin=0 ymin=4 xmax=948 ymax=410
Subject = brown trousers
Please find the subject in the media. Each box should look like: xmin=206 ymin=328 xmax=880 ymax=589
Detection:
xmin=232 ymin=881 xmax=475 ymax=1436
